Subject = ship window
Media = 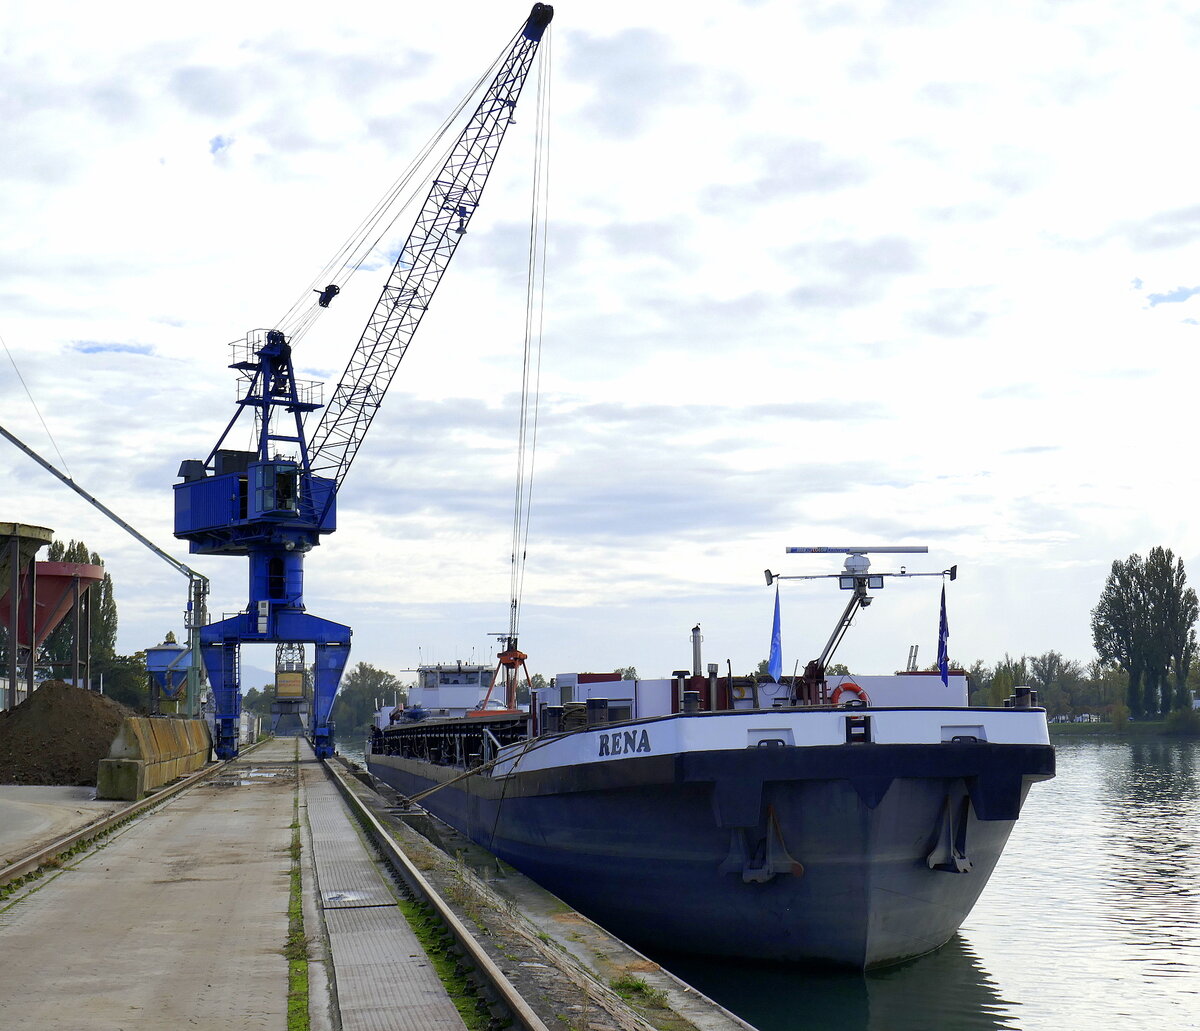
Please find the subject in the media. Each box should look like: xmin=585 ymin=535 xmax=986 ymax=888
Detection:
xmin=608 ymin=701 xmax=633 ymax=722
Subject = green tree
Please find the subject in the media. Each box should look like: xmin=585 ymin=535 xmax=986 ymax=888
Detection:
xmin=1080 ymin=659 xmax=1126 ymax=716
xmin=331 ymin=662 xmax=402 ymax=734
xmin=965 ymin=659 xmax=992 ymax=705
xmin=242 ymin=686 xmax=274 ymax=717
xmin=1092 ymin=548 xmax=1198 ymax=717
xmin=1028 ymin=651 xmax=1083 ymax=718
xmin=96 ymin=652 xmax=148 ymax=710
xmin=1092 ymin=554 xmax=1151 ymax=717
xmin=989 ymin=653 xmax=1028 ymax=707
xmin=1152 ymin=548 xmax=1198 ymax=712
xmin=614 ymin=666 xmax=639 ymax=680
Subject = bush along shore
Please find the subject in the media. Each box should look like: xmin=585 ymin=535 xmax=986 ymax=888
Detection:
xmin=1049 ymin=708 xmax=1200 ymax=738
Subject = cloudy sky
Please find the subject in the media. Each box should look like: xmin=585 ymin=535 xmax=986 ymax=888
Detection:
xmin=3 ymin=0 xmax=1198 ymax=688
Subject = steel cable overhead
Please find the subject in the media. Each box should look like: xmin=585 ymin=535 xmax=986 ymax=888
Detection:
xmin=507 ymin=30 xmax=552 ymax=642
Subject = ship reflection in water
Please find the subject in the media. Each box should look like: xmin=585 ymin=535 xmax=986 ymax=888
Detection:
xmin=651 ymin=935 xmax=1015 ymax=1031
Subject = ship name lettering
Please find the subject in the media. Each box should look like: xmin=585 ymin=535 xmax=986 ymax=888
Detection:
xmin=597 ymin=729 xmax=651 ymax=757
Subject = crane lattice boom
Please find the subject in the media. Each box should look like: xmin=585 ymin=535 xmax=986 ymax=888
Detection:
xmin=309 ymin=4 xmax=553 ymax=487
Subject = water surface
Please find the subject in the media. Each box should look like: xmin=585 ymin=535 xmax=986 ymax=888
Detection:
xmin=656 ymin=739 xmax=1200 ymax=1030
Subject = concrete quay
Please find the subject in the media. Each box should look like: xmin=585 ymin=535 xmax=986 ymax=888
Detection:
xmin=0 ymin=737 xmax=468 ymax=1031
xmin=0 ymin=737 xmax=755 ymax=1031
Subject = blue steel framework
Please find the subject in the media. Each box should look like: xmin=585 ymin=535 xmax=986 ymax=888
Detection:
xmin=174 ymin=5 xmax=553 ymax=759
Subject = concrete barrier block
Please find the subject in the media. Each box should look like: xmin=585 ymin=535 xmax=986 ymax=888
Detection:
xmin=97 ymin=758 xmax=147 ymax=801
xmin=107 ymin=719 xmax=151 ymax=761
xmin=100 ymin=718 xmax=212 ymax=794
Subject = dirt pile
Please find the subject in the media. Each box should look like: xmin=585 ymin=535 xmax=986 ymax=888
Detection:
xmin=0 ymin=681 xmax=133 ymax=786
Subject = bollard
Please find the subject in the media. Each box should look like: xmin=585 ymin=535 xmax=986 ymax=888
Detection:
xmin=542 ymin=705 xmax=564 ymax=735
xmin=586 ymin=698 xmax=609 ymax=726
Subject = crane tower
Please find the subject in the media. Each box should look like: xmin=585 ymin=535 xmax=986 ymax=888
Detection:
xmin=173 ymin=5 xmax=553 ymax=759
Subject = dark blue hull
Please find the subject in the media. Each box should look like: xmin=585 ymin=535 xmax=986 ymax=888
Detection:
xmin=368 ymin=735 xmax=1054 ymax=968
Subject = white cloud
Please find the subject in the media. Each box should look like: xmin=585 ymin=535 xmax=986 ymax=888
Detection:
xmin=3 ymin=0 xmax=1200 ymax=691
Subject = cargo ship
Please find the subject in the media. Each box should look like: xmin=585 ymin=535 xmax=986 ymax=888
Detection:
xmin=366 ymin=551 xmax=1054 ymax=969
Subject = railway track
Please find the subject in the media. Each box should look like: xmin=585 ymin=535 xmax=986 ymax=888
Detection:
xmin=0 ymin=738 xmax=269 ymax=891
xmin=322 ymin=757 xmax=557 ymax=1031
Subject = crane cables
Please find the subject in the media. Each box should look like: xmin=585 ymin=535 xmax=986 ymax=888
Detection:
xmin=2 ymin=330 xmax=73 ymax=480
xmin=273 ymin=25 xmax=526 ymax=348
xmin=507 ymin=28 xmax=552 ymax=642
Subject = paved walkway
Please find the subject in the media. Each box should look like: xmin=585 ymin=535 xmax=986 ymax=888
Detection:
xmin=0 ymin=737 xmax=470 ymax=1031
xmin=0 ymin=737 xmax=298 ymax=1030
xmin=301 ymin=761 xmax=466 ymax=1031
xmin=0 ymin=785 xmax=124 ymax=867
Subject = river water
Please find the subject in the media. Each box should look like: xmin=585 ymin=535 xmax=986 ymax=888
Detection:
xmin=346 ymin=737 xmax=1199 ymax=1030
xmin=654 ymin=738 xmax=1200 ymax=1031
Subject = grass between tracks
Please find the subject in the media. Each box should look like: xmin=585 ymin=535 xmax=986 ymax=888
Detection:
xmin=395 ymin=896 xmax=497 ymax=1031
xmin=286 ymin=743 xmax=309 ymax=1031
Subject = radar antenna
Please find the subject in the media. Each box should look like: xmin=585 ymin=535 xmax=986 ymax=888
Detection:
xmin=762 ymin=546 xmax=957 ymax=705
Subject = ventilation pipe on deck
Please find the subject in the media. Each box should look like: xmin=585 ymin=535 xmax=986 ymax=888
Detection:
xmin=672 ymin=670 xmax=689 ymax=713
xmin=691 ymin=624 xmax=703 ymax=675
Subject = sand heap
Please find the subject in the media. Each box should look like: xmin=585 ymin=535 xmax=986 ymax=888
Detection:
xmin=0 ymin=681 xmax=133 ymax=786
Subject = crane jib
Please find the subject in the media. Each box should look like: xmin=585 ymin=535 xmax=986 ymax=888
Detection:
xmin=307 ymin=8 xmax=552 ymax=489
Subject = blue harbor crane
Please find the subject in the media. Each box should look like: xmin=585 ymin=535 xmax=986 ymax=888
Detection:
xmin=173 ymin=4 xmax=554 ymax=760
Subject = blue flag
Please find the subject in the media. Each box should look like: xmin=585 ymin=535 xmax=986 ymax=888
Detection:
xmin=937 ymin=583 xmax=950 ymax=686
xmin=768 ymin=584 xmax=783 ymax=682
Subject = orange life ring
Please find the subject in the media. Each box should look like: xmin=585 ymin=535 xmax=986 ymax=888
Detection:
xmin=831 ymin=681 xmax=871 ymax=706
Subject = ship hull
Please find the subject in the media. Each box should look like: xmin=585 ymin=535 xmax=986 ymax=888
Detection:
xmin=368 ymin=709 xmax=1054 ymax=968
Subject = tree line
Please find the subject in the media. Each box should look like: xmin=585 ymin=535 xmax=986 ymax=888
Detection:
xmin=932 ymin=546 xmax=1199 ymax=723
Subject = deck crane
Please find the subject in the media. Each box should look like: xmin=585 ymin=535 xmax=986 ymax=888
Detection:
xmin=173 ymin=4 xmax=554 ymax=760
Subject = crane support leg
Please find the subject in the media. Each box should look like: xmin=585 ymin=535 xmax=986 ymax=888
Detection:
xmin=199 ymin=609 xmax=351 ymax=760
xmin=311 ymin=640 xmax=350 ymax=759
xmin=274 ymin=610 xmax=351 ymax=759
xmin=200 ymin=617 xmax=249 ymax=760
